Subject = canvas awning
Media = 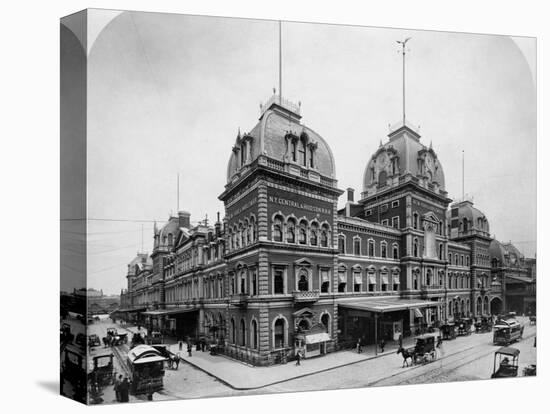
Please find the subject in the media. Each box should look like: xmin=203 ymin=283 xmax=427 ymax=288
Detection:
xmin=368 ymin=275 xmax=377 ymax=284
xmin=338 ymin=273 xmax=347 ymax=283
xmin=354 ymin=274 xmax=363 ymax=284
xmin=339 ymin=297 xmax=438 ymax=314
xmin=381 ymin=275 xmax=389 ymax=285
xmin=393 ymin=275 xmax=400 ymax=284
xmin=321 ymin=271 xmax=330 ymax=282
xmin=413 ymin=308 xmax=423 ymax=318
xmin=305 ymin=332 xmax=331 ymax=344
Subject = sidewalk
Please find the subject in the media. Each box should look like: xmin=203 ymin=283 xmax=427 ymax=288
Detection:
xmin=166 ymin=339 xmax=409 ymax=390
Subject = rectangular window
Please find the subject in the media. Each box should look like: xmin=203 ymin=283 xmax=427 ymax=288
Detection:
xmin=391 ymin=200 xmax=399 ymax=208
xmin=381 ymin=219 xmax=389 ymax=226
xmin=366 ymin=209 xmax=372 ymax=217
xmin=380 ymin=204 xmax=389 ymax=213
xmin=368 ymin=283 xmax=375 ymax=292
xmin=321 ymin=269 xmax=330 ymax=293
xmin=274 ymin=269 xmax=284 ymax=294
xmin=392 ymin=216 xmax=400 ymax=229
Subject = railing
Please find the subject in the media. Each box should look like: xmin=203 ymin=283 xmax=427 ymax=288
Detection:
xmin=260 ymin=94 xmax=301 ymax=116
xmin=266 ymin=157 xmax=285 ymax=172
xmin=292 ymin=290 xmax=320 ymax=303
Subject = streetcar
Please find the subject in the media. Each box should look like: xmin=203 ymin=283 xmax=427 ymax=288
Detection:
xmin=127 ymin=345 xmax=168 ymax=395
xmin=493 ymin=317 xmax=523 ymax=345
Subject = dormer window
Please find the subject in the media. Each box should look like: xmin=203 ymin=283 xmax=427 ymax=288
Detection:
xmin=291 ymin=140 xmax=297 ymax=162
xmin=299 ymin=140 xmax=307 ymax=166
xmin=240 ymin=142 xmax=246 ymax=166
xmin=309 ymin=147 xmax=314 ymax=168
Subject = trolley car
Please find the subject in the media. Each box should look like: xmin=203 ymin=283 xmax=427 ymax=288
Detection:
xmin=493 ymin=317 xmax=523 ymax=345
xmin=127 ymin=345 xmax=168 ymax=395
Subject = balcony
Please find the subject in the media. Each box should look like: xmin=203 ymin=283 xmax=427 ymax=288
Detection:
xmin=230 ymin=293 xmax=249 ymax=308
xmin=292 ymin=290 xmax=320 ymax=304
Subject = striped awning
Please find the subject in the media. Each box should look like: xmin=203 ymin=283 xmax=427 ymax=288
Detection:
xmin=339 ymin=297 xmax=437 ymax=314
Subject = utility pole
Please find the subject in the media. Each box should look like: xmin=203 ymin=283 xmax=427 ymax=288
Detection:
xmin=279 ymin=20 xmax=282 ymax=104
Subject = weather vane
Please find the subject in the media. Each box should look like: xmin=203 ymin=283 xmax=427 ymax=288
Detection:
xmin=396 ymin=37 xmax=412 ymax=125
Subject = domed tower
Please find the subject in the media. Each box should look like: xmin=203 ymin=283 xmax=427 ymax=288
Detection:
xmin=219 ymin=93 xmax=343 ymax=365
xmin=447 ymin=199 xmax=494 ymax=316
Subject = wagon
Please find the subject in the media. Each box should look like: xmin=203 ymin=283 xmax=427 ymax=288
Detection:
xmin=440 ymin=323 xmax=457 ymax=340
xmin=491 ymin=347 xmax=519 ymax=378
xmin=413 ymin=333 xmax=440 ymax=364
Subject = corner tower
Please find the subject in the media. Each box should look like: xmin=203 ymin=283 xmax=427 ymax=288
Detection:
xmin=219 ymin=94 xmax=343 ymax=365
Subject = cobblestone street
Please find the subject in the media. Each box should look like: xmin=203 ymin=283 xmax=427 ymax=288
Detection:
xmin=86 ymin=316 xmax=536 ymax=403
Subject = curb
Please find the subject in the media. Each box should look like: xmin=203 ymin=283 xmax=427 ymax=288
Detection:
xmin=179 ymin=348 xmax=398 ymax=391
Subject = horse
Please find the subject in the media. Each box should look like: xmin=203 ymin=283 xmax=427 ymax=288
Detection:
xmin=102 ymin=336 xmax=109 ymax=348
xmin=397 ymin=347 xmax=414 ymax=367
xmin=171 ymin=354 xmax=181 ymax=370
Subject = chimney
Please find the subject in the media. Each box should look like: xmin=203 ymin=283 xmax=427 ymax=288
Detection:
xmin=215 ymin=211 xmax=221 ymax=238
xmin=345 ymin=187 xmax=354 ymax=217
xmin=178 ymin=210 xmax=191 ymax=229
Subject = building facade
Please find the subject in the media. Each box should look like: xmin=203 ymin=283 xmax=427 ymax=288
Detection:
xmin=118 ymin=94 xmax=533 ymax=366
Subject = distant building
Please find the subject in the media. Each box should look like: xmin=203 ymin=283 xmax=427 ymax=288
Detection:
xmin=117 ymin=94 xmax=532 ymax=365
xmin=489 ymin=240 xmax=536 ymax=315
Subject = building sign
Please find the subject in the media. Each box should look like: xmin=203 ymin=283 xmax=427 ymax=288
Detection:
xmin=226 ymin=195 xmax=258 ymax=221
xmin=267 ymin=188 xmax=333 ymax=221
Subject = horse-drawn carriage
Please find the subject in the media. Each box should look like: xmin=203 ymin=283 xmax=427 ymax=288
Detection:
xmin=397 ymin=333 xmax=441 ymax=366
xmin=131 ymin=332 xmax=146 ymax=348
xmin=440 ymin=323 xmax=457 ymax=340
xmin=88 ymin=334 xmax=101 ymax=348
xmin=457 ymin=318 xmax=473 ymax=336
xmin=88 ymin=353 xmax=115 ymax=386
xmin=106 ymin=328 xmax=128 ymax=346
xmin=491 ymin=347 xmax=520 ymax=378
xmin=475 ymin=316 xmax=493 ymax=333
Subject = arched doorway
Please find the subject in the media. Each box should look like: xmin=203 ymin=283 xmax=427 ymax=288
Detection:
xmin=483 ymin=296 xmax=489 ymax=316
xmin=476 ymin=297 xmax=482 ymax=316
xmin=490 ymin=297 xmax=502 ymax=315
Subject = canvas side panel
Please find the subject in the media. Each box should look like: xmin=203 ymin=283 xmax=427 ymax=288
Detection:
xmin=60 ymin=9 xmax=88 ymax=405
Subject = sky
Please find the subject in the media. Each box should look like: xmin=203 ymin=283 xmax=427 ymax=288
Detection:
xmin=72 ymin=10 xmax=536 ymax=294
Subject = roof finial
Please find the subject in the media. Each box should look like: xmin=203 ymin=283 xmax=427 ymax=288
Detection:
xmin=237 ymin=127 xmax=241 ymax=138
xmin=379 ymin=139 xmax=383 ymax=147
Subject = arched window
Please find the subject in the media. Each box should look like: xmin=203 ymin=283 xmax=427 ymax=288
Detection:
xmin=251 ymin=320 xmax=258 ymax=349
xmin=439 ymin=244 xmax=443 ymax=260
xmin=273 ymin=216 xmax=283 ymax=242
xmin=291 ymin=140 xmax=297 ymax=162
xmin=338 ymin=235 xmax=346 ymax=254
xmin=245 ymin=220 xmax=251 ymax=245
xmin=463 ymin=218 xmax=468 ymax=232
xmin=353 ymin=238 xmax=361 ymax=256
xmin=240 ymin=224 xmax=246 ymax=247
xmin=368 ymin=239 xmax=375 ymax=256
xmin=167 ymin=233 xmax=173 ymax=246
xmin=299 ymin=140 xmax=307 ymax=166
xmin=250 ymin=216 xmax=256 ymax=242
xmin=309 ymin=146 xmax=315 ymax=168
xmin=240 ymin=271 xmax=246 ymax=294
xmin=413 ymin=212 xmax=419 ymax=230
xmin=466 ymin=256 xmax=470 ymax=266
xmin=455 ymin=254 xmax=459 ymax=266
xmin=321 ymin=313 xmax=330 ymax=332
xmin=240 ymin=319 xmax=246 ymax=346
xmin=274 ymin=318 xmax=285 ymax=348
xmin=286 ymin=218 xmax=296 ymax=243
xmin=310 ymin=222 xmax=319 ymax=246
xmin=299 ymin=220 xmax=308 ymax=245
xmin=298 ymin=272 xmax=309 ymax=291
xmin=426 ymin=269 xmax=432 ymax=286
xmin=231 ymin=319 xmax=236 ymax=344
xmin=393 ymin=244 xmax=399 ymax=259
xmin=321 ymin=227 xmax=329 ymax=247
xmin=413 ymin=238 xmax=419 ymax=257
xmin=381 ymin=242 xmax=387 ymax=258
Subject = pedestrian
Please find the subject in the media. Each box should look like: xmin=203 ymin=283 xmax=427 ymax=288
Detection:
xmin=187 ymin=343 xmax=192 ymax=357
xmin=379 ymin=339 xmax=386 ymax=353
xmin=398 ymin=334 xmax=403 ymax=349
xmin=179 ymin=339 xmax=183 ymax=352
xmin=118 ymin=378 xmax=130 ymax=403
xmin=295 ymin=349 xmax=302 ymax=366
xmin=174 ymin=353 xmax=181 ymax=370
xmin=113 ymin=374 xmax=122 ymax=402
xmin=356 ymin=339 xmax=362 ymax=354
